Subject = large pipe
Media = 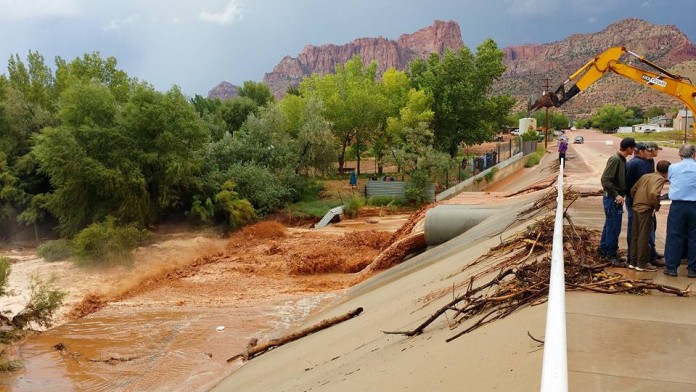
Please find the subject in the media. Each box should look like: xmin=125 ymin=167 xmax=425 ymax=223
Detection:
xmin=423 ymin=205 xmax=497 ymax=245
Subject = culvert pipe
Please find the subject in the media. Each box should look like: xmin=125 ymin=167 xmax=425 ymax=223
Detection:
xmin=424 ymin=205 xmax=497 ymax=245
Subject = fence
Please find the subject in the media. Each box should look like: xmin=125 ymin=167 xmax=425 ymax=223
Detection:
xmin=364 ymin=180 xmax=435 ymax=201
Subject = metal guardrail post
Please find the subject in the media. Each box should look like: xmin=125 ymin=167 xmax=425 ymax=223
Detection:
xmin=540 ymin=157 xmax=568 ymax=392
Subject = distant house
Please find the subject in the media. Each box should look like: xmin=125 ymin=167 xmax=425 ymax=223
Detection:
xmin=674 ymin=109 xmax=694 ymax=131
xmin=648 ymin=115 xmax=670 ymax=127
xmin=631 ymin=124 xmax=670 ymax=133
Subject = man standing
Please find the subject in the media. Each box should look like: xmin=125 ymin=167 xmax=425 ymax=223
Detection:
xmin=558 ymin=138 xmax=568 ymax=167
xmin=624 ymin=143 xmax=650 ymax=262
xmin=645 ymin=142 xmax=665 ymax=265
xmin=629 ymin=160 xmax=670 ymax=271
xmin=599 ymin=137 xmax=636 ymax=266
xmin=664 ymin=144 xmax=696 ymax=277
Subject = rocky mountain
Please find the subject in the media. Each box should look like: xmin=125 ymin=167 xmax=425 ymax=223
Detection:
xmin=209 ymin=18 xmax=696 ymax=118
xmin=250 ymin=20 xmax=461 ymax=99
xmin=207 ymin=81 xmax=239 ymax=100
xmin=498 ymin=18 xmax=696 ymax=117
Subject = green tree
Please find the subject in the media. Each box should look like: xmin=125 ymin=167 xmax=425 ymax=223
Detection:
xmin=219 ymin=96 xmax=258 ymax=137
xmin=389 ymin=123 xmax=452 ymax=204
xmin=120 ymin=85 xmax=209 ymax=215
xmin=54 ymin=52 xmax=133 ymax=103
xmin=6 ymin=51 xmax=55 ymax=111
xmin=590 ymin=104 xmax=634 ymax=132
xmin=238 ymin=80 xmax=274 ymax=107
xmin=410 ymin=39 xmax=513 ymax=157
xmin=291 ymin=97 xmax=337 ymax=176
xmin=301 ymin=55 xmax=386 ymax=173
xmin=645 ymin=107 xmax=666 ymax=120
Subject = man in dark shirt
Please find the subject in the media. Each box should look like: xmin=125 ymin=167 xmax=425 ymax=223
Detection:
xmin=624 ymin=143 xmax=650 ymax=263
xmin=599 ymin=137 xmax=636 ymax=266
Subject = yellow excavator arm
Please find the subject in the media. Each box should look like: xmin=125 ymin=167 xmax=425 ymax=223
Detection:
xmin=531 ymin=46 xmax=696 ymax=134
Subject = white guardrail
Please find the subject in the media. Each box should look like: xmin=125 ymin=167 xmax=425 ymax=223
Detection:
xmin=540 ymin=158 xmax=568 ymax=391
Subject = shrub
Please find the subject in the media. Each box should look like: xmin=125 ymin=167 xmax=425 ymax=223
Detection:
xmin=215 ymin=180 xmax=257 ymax=229
xmin=37 ymin=240 xmax=73 ymax=262
xmin=343 ymin=197 xmax=366 ymax=218
xmin=72 ymin=217 xmax=148 ymax=266
xmin=484 ymin=167 xmax=498 ymax=182
xmin=10 ymin=274 xmax=66 ymax=329
xmin=0 ymin=257 xmax=9 ymax=297
xmin=284 ymin=199 xmax=342 ymax=219
xmin=404 ymin=169 xmax=431 ymax=205
xmin=367 ymin=195 xmax=404 ymax=207
xmin=187 ymin=196 xmax=215 ymax=225
xmin=524 ymin=146 xmax=546 ymax=168
xmin=227 ymin=164 xmax=293 ymax=216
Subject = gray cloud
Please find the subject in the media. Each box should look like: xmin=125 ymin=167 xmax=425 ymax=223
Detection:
xmin=199 ymin=0 xmax=244 ymax=25
xmin=0 ymin=0 xmax=81 ymax=20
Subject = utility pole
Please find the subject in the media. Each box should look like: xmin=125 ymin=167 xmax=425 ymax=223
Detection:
xmin=544 ymin=77 xmax=550 ymax=149
xmin=684 ymin=106 xmax=688 ymax=145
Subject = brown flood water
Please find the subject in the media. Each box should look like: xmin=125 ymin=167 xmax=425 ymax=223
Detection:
xmin=1 ymin=293 xmax=337 ymax=391
xmin=0 ymin=214 xmax=406 ymax=391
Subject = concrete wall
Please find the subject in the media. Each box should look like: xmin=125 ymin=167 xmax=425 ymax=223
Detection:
xmin=436 ymin=152 xmax=526 ymax=200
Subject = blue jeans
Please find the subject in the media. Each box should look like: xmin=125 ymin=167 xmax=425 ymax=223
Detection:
xmin=665 ymin=201 xmax=696 ymax=272
xmin=599 ymin=195 xmax=623 ymax=257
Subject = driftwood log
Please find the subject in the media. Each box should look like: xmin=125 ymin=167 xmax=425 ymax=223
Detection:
xmin=227 ymin=307 xmax=363 ymax=363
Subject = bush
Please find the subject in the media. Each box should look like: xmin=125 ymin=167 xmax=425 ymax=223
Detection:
xmin=37 ymin=240 xmax=73 ymax=262
xmin=367 ymin=195 xmax=404 ymax=207
xmin=215 ymin=180 xmax=257 ymax=229
xmin=524 ymin=154 xmax=540 ymax=167
xmin=484 ymin=167 xmax=498 ymax=182
xmin=284 ymin=199 xmax=342 ymax=219
xmin=227 ymin=164 xmax=294 ymax=216
xmin=404 ymin=170 xmax=431 ymax=205
xmin=11 ymin=274 xmax=66 ymax=329
xmin=343 ymin=197 xmax=366 ymax=218
xmin=187 ymin=196 xmax=215 ymax=225
xmin=0 ymin=257 xmax=9 ymax=297
xmin=524 ymin=146 xmax=546 ymax=168
xmin=71 ymin=217 xmax=148 ymax=266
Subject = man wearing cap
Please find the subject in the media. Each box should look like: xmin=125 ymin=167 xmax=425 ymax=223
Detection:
xmin=645 ymin=141 xmax=662 ymax=172
xmin=599 ymin=137 xmax=636 ymax=266
xmin=630 ymin=160 xmax=671 ymax=271
xmin=625 ymin=143 xmax=651 ymax=266
xmin=664 ymin=144 xmax=696 ymax=277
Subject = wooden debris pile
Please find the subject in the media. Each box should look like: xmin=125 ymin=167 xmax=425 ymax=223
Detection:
xmin=384 ymin=212 xmax=691 ymax=343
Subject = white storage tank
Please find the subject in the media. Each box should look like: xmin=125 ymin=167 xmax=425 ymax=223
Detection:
xmin=519 ymin=118 xmax=537 ymax=135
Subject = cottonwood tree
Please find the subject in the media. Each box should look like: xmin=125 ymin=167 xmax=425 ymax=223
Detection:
xmin=590 ymin=104 xmax=634 ymax=132
xmin=300 ymin=55 xmax=386 ymax=174
xmin=238 ymin=80 xmax=274 ymax=107
xmin=410 ymin=39 xmax=513 ymax=157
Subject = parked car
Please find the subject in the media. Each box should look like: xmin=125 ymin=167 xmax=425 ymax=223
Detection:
xmin=552 ymin=129 xmax=564 ymax=136
xmin=574 ymin=136 xmax=584 ymax=144
xmin=511 ymin=129 xmax=521 ymax=136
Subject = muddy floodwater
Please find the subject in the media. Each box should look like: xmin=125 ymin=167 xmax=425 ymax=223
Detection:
xmin=1 ymin=292 xmax=336 ymax=391
xmin=0 ymin=214 xmax=407 ymax=391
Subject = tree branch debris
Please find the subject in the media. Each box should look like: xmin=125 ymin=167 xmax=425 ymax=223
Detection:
xmin=384 ymin=188 xmax=691 ymax=342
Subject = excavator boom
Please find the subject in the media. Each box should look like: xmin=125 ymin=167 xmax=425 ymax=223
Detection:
xmin=530 ymin=46 xmax=696 ymax=136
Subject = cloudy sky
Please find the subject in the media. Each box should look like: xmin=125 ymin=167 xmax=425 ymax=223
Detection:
xmin=0 ymin=0 xmax=694 ymax=97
